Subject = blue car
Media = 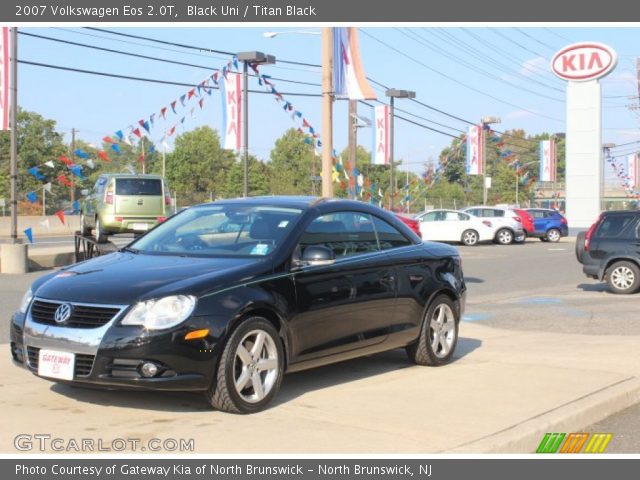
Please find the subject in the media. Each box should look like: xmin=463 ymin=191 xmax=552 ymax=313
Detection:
xmin=524 ymin=208 xmax=569 ymax=242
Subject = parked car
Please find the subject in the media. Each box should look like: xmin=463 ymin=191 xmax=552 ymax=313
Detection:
xmin=514 ymin=208 xmax=535 ymax=238
xmin=577 ymin=210 xmax=640 ymax=294
xmin=80 ymin=174 xmax=171 ymax=243
xmin=395 ymin=213 xmax=422 ymax=238
xmin=415 ymin=209 xmax=494 ymax=246
xmin=11 ymin=197 xmax=466 ymax=414
xmin=524 ymin=208 xmax=569 ymax=242
xmin=461 ymin=206 xmax=525 ymax=245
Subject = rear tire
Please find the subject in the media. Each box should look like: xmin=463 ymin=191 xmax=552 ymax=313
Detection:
xmin=461 ymin=229 xmax=479 ymax=246
xmin=575 ymin=231 xmax=586 ymax=263
xmin=205 ymin=317 xmax=284 ymax=414
xmin=80 ymin=213 xmax=91 ymax=236
xmin=495 ymin=228 xmax=514 ymax=245
xmin=605 ymin=261 xmax=640 ymax=295
xmin=546 ymin=228 xmax=561 ymax=243
xmin=407 ymin=295 xmax=459 ymax=366
xmin=95 ymin=218 xmax=108 ymax=243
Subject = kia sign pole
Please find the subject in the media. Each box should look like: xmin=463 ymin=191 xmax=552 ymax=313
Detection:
xmin=385 ymin=89 xmax=415 ymax=211
xmin=551 ymin=42 xmax=617 ymax=232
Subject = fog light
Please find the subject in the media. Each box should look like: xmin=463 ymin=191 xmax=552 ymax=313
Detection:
xmin=140 ymin=362 xmax=159 ymax=378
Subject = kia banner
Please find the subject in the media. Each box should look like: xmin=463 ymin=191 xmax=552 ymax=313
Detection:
xmin=466 ymin=125 xmax=483 ymax=175
xmin=539 ymin=139 xmax=556 ymax=183
xmin=372 ymin=104 xmax=389 ymax=165
xmin=221 ymin=72 xmax=242 ymax=151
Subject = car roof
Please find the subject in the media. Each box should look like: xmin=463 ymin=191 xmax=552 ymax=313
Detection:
xmin=100 ymin=173 xmax=164 ymax=179
xmin=196 ymin=196 xmax=384 ymax=212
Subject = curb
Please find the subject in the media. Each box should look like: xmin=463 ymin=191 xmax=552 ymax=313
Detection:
xmin=447 ymin=376 xmax=640 ymax=453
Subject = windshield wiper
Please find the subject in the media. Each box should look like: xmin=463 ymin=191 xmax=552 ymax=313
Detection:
xmin=120 ymin=246 xmax=140 ymax=254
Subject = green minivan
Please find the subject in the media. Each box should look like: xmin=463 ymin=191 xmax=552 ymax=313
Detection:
xmin=80 ymin=174 xmax=172 ymax=242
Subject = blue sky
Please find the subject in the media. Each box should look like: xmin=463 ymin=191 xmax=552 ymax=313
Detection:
xmin=18 ymin=27 xmax=640 ymax=176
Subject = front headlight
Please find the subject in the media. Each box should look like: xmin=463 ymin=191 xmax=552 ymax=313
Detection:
xmin=19 ymin=288 xmax=33 ymax=314
xmin=120 ymin=295 xmax=197 ymax=330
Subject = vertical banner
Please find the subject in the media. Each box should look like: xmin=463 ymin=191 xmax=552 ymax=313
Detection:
xmin=372 ymin=105 xmax=390 ymax=165
xmin=466 ymin=125 xmax=483 ymax=175
xmin=221 ymin=72 xmax=242 ymax=151
xmin=628 ymin=153 xmax=639 ymax=190
xmin=539 ymin=139 xmax=556 ymax=182
xmin=0 ymin=27 xmax=10 ymax=130
xmin=333 ymin=27 xmax=377 ymax=100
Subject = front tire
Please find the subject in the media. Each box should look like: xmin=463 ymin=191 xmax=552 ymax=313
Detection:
xmin=461 ymin=229 xmax=479 ymax=246
xmin=407 ymin=295 xmax=459 ymax=366
xmin=606 ymin=261 xmax=640 ymax=294
xmin=205 ymin=317 xmax=284 ymax=414
xmin=495 ymin=228 xmax=514 ymax=245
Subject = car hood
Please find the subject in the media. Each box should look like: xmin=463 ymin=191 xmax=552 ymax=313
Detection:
xmin=33 ymin=252 xmax=269 ymax=305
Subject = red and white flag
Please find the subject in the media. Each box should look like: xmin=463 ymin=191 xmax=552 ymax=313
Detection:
xmin=539 ymin=139 xmax=556 ymax=182
xmin=221 ymin=72 xmax=242 ymax=151
xmin=466 ymin=125 xmax=484 ymax=175
xmin=333 ymin=28 xmax=376 ymax=101
xmin=372 ymin=105 xmax=390 ymax=165
xmin=0 ymin=27 xmax=10 ymax=131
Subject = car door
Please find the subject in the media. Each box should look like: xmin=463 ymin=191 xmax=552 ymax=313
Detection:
xmin=590 ymin=213 xmax=639 ymax=262
xmin=419 ymin=211 xmax=446 ymax=241
xmin=530 ymin=209 xmax=549 ymax=234
xmin=290 ymin=211 xmax=396 ymax=363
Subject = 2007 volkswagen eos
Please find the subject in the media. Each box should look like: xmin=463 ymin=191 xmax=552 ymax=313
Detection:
xmin=11 ymin=197 xmax=465 ymax=413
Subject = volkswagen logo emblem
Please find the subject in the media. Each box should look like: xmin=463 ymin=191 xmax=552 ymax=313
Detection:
xmin=54 ymin=303 xmax=73 ymax=324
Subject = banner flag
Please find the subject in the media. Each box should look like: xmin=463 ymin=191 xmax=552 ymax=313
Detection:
xmin=26 ymin=191 xmax=37 ymax=203
xmin=466 ymin=125 xmax=484 ymax=175
xmin=0 ymin=27 xmax=9 ymax=130
xmin=372 ymin=105 xmax=390 ymax=165
xmin=24 ymin=227 xmax=33 ymax=244
xmin=221 ymin=72 xmax=242 ymax=151
xmin=333 ymin=27 xmax=376 ymax=100
xmin=54 ymin=210 xmax=65 ymax=225
xmin=43 ymin=182 xmax=52 ymax=192
xmin=539 ymin=139 xmax=556 ymax=182
xmin=627 ymin=153 xmax=639 ymax=190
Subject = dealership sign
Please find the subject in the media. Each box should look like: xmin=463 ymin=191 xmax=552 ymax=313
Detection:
xmin=551 ymin=42 xmax=617 ymax=82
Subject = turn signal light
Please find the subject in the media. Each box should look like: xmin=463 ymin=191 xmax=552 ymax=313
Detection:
xmin=184 ymin=329 xmax=209 ymax=340
xmin=157 ymin=216 xmax=167 ymax=223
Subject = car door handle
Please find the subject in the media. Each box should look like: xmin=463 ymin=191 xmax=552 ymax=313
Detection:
xmin=380 ymin=275 xmax=395 ymax=286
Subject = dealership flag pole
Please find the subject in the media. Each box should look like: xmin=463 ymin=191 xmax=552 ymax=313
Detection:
xmin=9 ymin=27 xmax=17 ymax=243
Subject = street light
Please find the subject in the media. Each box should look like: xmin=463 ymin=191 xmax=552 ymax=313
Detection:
xmin=480 ymin=116 xmax=501 ymax=205
xmin=386 ymin=89 xmax=416 ymax=211
xmin=263 ymin=31 xmax=320 ymax=38
xmin=237 ymin=51 xmax=276 ymax=197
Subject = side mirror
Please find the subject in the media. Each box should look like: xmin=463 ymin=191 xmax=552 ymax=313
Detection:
xmin=80 ymin=189 xmax=89 ymax=196
xmin=300 ymin=245 xmax=335 ymax=267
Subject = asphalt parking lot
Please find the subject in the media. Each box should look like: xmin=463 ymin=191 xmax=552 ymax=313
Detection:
xmin=1 ymin=238 xmax=639 ymax=453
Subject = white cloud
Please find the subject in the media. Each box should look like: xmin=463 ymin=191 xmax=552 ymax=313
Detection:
xmin=519 ymin=57 xmax=548 ymax=77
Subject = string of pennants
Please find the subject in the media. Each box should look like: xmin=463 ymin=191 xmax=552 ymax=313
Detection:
xmin=605 ymin=150 xmax=640 ymax=199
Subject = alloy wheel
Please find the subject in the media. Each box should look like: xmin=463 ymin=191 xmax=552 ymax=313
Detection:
xmin=428 ymin=304 xmax=456 ymax=359
xmin=547 ymin=229 xmax=561 ymax=242
xmin=497 ymin=229 xmax=513 ymax=245
xmin=611 ymin=266 xmax=635 ymax=291
xmin=233 ymin=329 xmax=279 ymax=403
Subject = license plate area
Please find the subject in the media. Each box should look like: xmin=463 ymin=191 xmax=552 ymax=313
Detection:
xmin=38 ymin=349 xmax=75 ymax=380
xmin=132 ymin=223 xmax=149 ymax=231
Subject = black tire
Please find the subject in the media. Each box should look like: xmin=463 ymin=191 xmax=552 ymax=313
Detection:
xmin=575 ymin=231 xmax=586 ymax=263
xmin=495 ymin=228 xmax=514 ymax=245
xmin=95 ymin=218 xmax=108 ymax=243
xmin=80 ymin=212 xmax=91 ymax=236
xmin=407 ymin=294 xmax=459 ymax=366
xmin=546 ymin=228 xmax=561 ymax=243
xmin=540 ymin=237 xmax=549 ymax=242
xmin=205 ymin=317 xmax=284 ymax=414
xmin=605 ymin=261 xmax=640 ymax=295
xmin=461 ymin=229 xmax=479 ymax=246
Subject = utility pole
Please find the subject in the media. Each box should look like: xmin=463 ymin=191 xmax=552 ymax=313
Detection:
xmin=321 ymin=27 xmax=334 ymax=198
xmin=242 ymin=60 xmax=249 ymax=197
xmin=9 ymin=27 xmax=18 ymax=243
xmin=348 ymin=100 xmax=357 ymax=199
xmin=70 ymin=128 xmax=76 ymax=203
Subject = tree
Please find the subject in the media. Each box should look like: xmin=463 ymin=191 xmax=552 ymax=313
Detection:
xmin=269 ymin=129 xmax=316 ymax=195
xmin=165 ymin=126 xmax=235 ymax=205
xmin=222 ymin=156 xmax=272 ymax=198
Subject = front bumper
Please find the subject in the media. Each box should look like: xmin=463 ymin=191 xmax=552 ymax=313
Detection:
xmin=10 ymin=304 xmax=221 ymax=391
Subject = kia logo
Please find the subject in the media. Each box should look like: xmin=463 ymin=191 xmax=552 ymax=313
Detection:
xmin=54 ymin=303 xmax=73 ymax=324
xmin=551 ymin=42 xmax=617 ymax=82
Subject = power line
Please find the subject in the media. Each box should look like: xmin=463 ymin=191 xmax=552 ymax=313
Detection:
xmin=17 ymin=59 xmax=322 ymax=97
xmin=359 ymin=29 xmax=562 ymax=123
xmin=514 ymin=28 xmax=558 ymax=52
xmin=20 ymin=30 xmax=322 ymax=88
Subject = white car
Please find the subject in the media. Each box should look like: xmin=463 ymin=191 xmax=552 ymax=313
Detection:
xmin=461 ymin=206 xmax=525 ymax=245
xmin=415 ymin=209 xmax=495 ymax=246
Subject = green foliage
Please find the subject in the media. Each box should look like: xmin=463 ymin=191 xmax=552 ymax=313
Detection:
xmin=269 ymin=128 xmax=317 ymax=195
xmin=222 ymin=156 xmax=272 ymax=198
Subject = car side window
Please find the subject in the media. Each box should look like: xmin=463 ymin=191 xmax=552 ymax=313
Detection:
xmin=466 ymin=208 xmax=479 ymax=216
xmin=298 ymin=212 xmax=379 ymax=259
xmin=596 ymin=215 xmax=637 ymax=238
xmin=530 ymin=210 xmax=543 ymax=219
xmin=94 ymin=177 xmax=107 ymax=196
xmin=422 ymin=212 xmax=439 ymax=222
xmin=458 ymin=213 xmax=470 ymax=221
xmin=371 ymin=216 xmax=412 ymax=251
xmin=483 ymin=209 xmax=504 ymax=217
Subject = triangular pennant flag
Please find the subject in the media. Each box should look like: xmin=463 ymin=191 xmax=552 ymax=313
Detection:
xmin=190 ymin=107 xmax=196 ymax=119
xmin=232 ymin=55 xmax=239 ymax=71
xmin=198 ymin=98 xmax=204 ymax=109
xmin=26 ymin=191 xmax=38 ymax=203
xmin=160 ymin=107 xmax=167 ymax=119
xmin=43 ymin=182 xmax=52 ymax=193
xmin=44 ymin=161 xmax=55 ymax=168
xmin=212 ymin=72 xmax=219 ymax=85
xmin=74 ymin=149 xmax=89 ymax=159
xmin=24 ymin=228 xmax=33 ymax=244
xmin=102 ymin=136 xmax=114 ymax=144
xmin=57 ymin=174 xmax=73 ymax=187
xmin=148 ymin=144 xmax=156 ymax=154
xmin=59 ymin=155 xmax=73 ymax=166
xmin=115 ymin=130 xmax=124 ymax=141
xmin=39 ymin=218 xmax=50 ymax=230
xmin=28 ymin=167 xmax=45 ymax=180
xmin=122 ymin=134 xmax=132 ymax=146
xmin=149 ymin=114 xmax=155 ymax=127
xmin=179 ymin=94 xmax=186 ymax=106
xmin=180 ymin=117 xmax=185 ymax=125
xmin=85 ymin=159 xmax=95 ymax=169
xmin=70 ymin=165 xmax=85 ymax=179
xmin=55 ymin=210 xmax=65 ymax=225
xmin=188 ymin=88 xmax=196 ymax=100
xmin=138 ymin=119 xmax=150 ymax=134
xmin=98 ymin=151 xmax=111 ymax=162
xmin=132 ymin=128 xmax=142 ymax=139
xmin=170 ymin=101 xmax=177 ymax=114
xmin=73 ymin=200 xmax=80 ymax=212
xmin=111 ymin=143 xmax=121 ymax=154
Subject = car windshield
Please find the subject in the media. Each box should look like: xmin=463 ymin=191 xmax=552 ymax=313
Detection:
xmin=129 ymin=204 xmax=303 ymax=257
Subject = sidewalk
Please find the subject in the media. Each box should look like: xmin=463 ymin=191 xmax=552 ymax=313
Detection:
xmin=2 ymin=321 xmax=639 ymax=453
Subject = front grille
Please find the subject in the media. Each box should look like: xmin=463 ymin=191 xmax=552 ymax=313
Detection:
xmin=30 ymin=300 xmax=122 ymax=329
xmin=26 ymin=346 xmax=95 ymax=377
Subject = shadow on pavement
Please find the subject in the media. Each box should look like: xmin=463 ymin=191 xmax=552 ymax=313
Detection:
xmin=464 ymin=277 xmax=484 ymax=284
xmin=577 ymin=283 xmax=609 ymax=293
xmin=48 ymin=337 xmax=482 ymax=412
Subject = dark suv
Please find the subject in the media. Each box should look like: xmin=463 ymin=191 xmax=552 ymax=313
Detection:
xmin=578 ymin=210 xmax=640 ymax=294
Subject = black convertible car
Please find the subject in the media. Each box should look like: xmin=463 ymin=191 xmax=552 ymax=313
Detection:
xmin=11 ymin=197 xmax=466 ymax=413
